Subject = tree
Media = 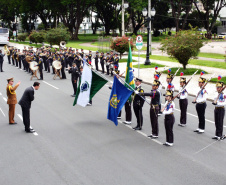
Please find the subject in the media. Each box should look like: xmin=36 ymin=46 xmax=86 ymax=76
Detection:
xmin=194 ymin=0 xmax=226 ymax=33
xmin=160 ymin=27 xmax=205 ymax=69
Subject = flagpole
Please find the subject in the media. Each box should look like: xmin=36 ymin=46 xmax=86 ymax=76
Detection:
xmin=113 ymin=71 xmax=151 ymax=106
xmin=78 ymin=55 xmax=112 ymax=83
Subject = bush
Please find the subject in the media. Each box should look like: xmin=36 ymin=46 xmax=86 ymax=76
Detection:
xmin=160 ymin=26 xmax=206 ymax=69
xmin=29 ymin=30 xmax=46 ymax=44
xmin=29 ymin=30 xmax=36 ymax=43
xmin=17 ymin=33 xmax=27 ymax=41
xmin=9 ymin=30 xmax=13 ymax=40
xmin=153 ymin=30 xmax=160 ymax=37
xmin=110 ymin=36 xmax=135 ymax=58
xmin=45 ymin=28 xmax=70 ymax=46
xmin=37 ymin=23 xmax=45 ymax=30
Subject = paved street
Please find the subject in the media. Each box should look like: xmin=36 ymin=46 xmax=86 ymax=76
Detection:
xmin=1 ymin=50 xmax=226 ymax=185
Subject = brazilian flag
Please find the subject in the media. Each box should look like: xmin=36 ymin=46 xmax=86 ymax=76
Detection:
xmin=125 ymin=43 xmax=135 ymax=101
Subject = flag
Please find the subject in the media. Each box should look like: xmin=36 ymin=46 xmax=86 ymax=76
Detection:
xmin=107 ymin=76 xmax=133 ymax=126
xmin=125 ymin=43 xmax=135 ymax=101
xmin=73 ymin=63 xmax=108 ymax=107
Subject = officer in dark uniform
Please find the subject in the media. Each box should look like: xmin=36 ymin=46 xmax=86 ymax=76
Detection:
xmin=36 ymin=56 xmax=43 ymax=80
xmin=68 ymin=62 xmax=80 ymax=97
xmin=105 ymin=52 xmax=110 ymax=75
xmin=212 ymin=81 xmax=226 ymax=140
xmin=140 ymin=80 xmax=160 ymax=138
xmin=133 ymin=78 xmax=145 ymax=130
xmin=109 ymin=50 xmax=115 ymax=76
xmin=111 ymin=53 xmax=119 ymax=72
xmin=88 ymin=50 xmax=92 ymax=64
xmin=0 ymin=50 xmax=5 ymax=72
xmin=60 ymin=53 xmax=66 ymax=79
xmin=100 ymin=52 xmax=105 ymax=74
xmin=94 ymin=51 xmax=99 ymax=70
xmin=80 ymin=49 xmax=84 ymax=58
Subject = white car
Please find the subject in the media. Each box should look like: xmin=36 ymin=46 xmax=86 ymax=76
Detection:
xmin=218 ymin=32 xmax=226 ymax=39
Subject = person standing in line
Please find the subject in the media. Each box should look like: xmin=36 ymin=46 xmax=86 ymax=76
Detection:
xmin=6 ymin=78 xmax=21 ymax=125
xmin=68 ymin=62 xmax=80 ymax=97
xmin=162 ymin=90 xmax=175 ymax=147
xmin=0 ymin=50 xmax=5 ymax=72
xmin=18 ymin=82 xmax=40 ymax=133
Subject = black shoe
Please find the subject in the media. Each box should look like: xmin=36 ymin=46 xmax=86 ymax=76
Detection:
xmin=194 ymin=129 xmax=199 ymax=132
xmin=26 ymin=130 xmax=35 ymax=133
xmin=132 ymin=126 xmax=138 ymax=130
xmin=9 ymin=122 xmax=17 ymax=125
xmin=134 ymin=127 xmax=142 ymax=130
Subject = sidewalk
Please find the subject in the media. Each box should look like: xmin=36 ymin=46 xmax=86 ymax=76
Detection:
xmin=8 ymin=42 xmax=225 ymax=101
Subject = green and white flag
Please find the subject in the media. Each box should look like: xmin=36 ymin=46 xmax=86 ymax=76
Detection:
xmin=73 ymin=63 xmax=108 ymax=107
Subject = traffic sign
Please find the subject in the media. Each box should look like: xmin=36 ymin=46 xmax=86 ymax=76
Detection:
xmin=136 ymin=35 xmax=143 ymax=50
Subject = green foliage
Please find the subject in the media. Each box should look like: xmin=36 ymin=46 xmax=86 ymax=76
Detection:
xmin=162 ymin=68 xmax=208 ymax=76
xmin=29 ymin=31 xmax=36 ymax=43
xmin=17 ymin=33 xmax=27 ymax=41
xmin=160 ymin=27 xmax=206 ymax=69
xmin=45 ymin=28 xmax=70 ymax=46
xmin=211 ymin=76 xmax=226 ymax=84
xmin=110 ymin=36 xmax=135 ymax=55
xmin=133 ymin=63 xmax=165 ymax=69
xmin=37 ymin=23 xmax=45 ymax=30
xmin=28 ymin=31 xmax=46 ymax=44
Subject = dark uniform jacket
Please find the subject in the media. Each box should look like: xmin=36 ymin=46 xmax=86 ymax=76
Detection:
xmin=142 ymin=90 xmax=160 ymax=105
xmin=133 ymin=86 xmax=145 ymax=107
xmin=68 ymin=67 xmax=80 ymax=81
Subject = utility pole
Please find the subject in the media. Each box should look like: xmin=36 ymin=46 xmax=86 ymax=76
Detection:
xmin=122 ymin=0 xmax=125 ymax=36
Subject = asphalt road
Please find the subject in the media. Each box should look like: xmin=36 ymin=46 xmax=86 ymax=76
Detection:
xmin=0 ymin=52 xmax=226 ymax=185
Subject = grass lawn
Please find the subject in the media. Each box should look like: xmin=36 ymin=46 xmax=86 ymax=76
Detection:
xmin=119 ymin=59 xmax=136 ymax=63
xmin=210 ymin=76 xmax=226 ymax=84
xmin=162 ymin=68 xmax=208 ymax=76
xmin=197 ymin=53 xmax=225 ymax=59
xmin=133 ymin=63 xmax=165 ymax=68
xmin=10 ymin=41 xmax=43 ymax=48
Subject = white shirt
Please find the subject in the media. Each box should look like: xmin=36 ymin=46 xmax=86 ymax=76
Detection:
xmin=214 ymin=92 xmax=226 ymax=107
xmin=163 ymin=101 xmax=175 ymax=115
xmin=196 ymin=88 xmax=207 ymax=103
xmin=179 ymin=87 xmax=188 ymax=99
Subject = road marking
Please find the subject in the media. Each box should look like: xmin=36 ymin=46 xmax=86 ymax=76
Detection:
xmin=17 ymin=114 xmax=23 ymax=121
xmin=17 ymin=114 xmax=38 ymax=136
xmin=118 ymin=120 xmax=163 ymax=145
xmin=194 ymin=141 xmax=218 ymax=155
xmin=0 ymin=92 xmax=2 ymax=96
xmin=0 ymin=108 xmax=5 ymax=117
xmin=43 ymin=81 xmax=59 ymax=90
xmin=3 ymin=97 xmax=7 ymax=102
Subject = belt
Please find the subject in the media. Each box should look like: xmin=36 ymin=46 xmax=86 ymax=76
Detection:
xmin=166 ymin=113 xmax=174 ymax=115
xmin=151 ymin=104 xmax=159 ymax=107
xmin=215 ymin=107 xmax=225 ymax=109
xmin=197 ymin=101 xmax=206 ymax=104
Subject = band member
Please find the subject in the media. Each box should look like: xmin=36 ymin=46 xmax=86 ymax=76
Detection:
xmin=133 ymin=78 xmax=145 ymax=130
xmin=162 ymin=90 xmax=175 ymax=146
xmin=94 ymin=51 xmax=99 ymax=70
xmin=193 ymin=77 xmax=207 ymax=133
xmin=0 ymin=50 xmax=5 ymax=72
xmin=100 ymin=52 xmax=105 ymax=74
xmin=88 ymin=50 xmax=92 ymax=64
xmin=111 ymin=53 xmax=119 ymax=72
xmin=11 ymin=47 xmax=15 ymax=65
xmin=105 ymin=52 xmax=110 ymax=75
xmin=80 ymin=48 xmax=84 ymax=58
xmin=17 ymin=49 xmax=22 ymax=69
xmin=68 ymin=62 xmax=80 ymax=97
xmin=6 ymin=78 xmax=21 ymax=124
xmin=178 ymin=76 xmax=188 ymax=127
xmin=37 ymin=56 xmax=43 ymax=80
xmin=46 ymin=51 xmax=50 ymax=73
xmin=14 ymin=48 xmax=18 ymax=67
xmin=60 ymin=53 xmax=66 ymax=79
xmin=140 ymin=80 xmax=160 ymax=138
xmin=7 ymin=46 xmax=11 ymax=64
xmin=18 ymin=82 xmax=40 ymax=133
xmin=109 ymin=50 xmax=115 ymax=76
xmin=212 ymin=80 xmax=226 ymax=140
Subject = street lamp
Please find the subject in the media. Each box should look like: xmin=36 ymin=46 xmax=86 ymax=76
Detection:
xmin=27 ymin=19 xmax=33 ymax=44
xmin=83 ymin=23 xmax=86 ymax=37
xmin=142 ymin=7 xmax=156 ymax=65
xmin=15 ymin=15 xmax=18 ymax=42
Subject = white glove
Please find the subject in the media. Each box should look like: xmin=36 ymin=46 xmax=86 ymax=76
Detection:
xmin=135 ymin=90 xmax=139 ymax=94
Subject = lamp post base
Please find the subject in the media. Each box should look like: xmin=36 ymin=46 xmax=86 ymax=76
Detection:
xmin=144 ymin=58 xmax=151 ymax=65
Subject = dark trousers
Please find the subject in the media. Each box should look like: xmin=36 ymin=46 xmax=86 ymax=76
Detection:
xmin=133 ymin=105 xmax=143 ymax=128
xmin=196 ymin=102 xmax=207 ymax=130
xmin=72 ymin=81 xmax=77 ymax=95
xmin=118 ymin=111 xmax=121 ymax=117
xmin=125 ymin=101 xmax=132 ymax=122
xmin=164 ymin=114 xmax=175 ymax=143
xmin=106 ymin=66 xmax=110 ymax=75
xmin=214 ymin=108 xmax=225 ymax=137
xmin=15 ymin=59 xmax=18 ymax=67
xmin=21 ymin=107 xmax=30 ymax=131
xmin=95 ymin=60 xmax=99 ymax=71
xmin=150 ymin=105 xmax=159 ymax=136
xmin=179 ymin=99 xmax=188 ymax=125
xmin=0 ymin=61 xmax=3 ymax=72
xmin=61 ymin=68 xmax=66 ymax=79
xmin=18 ymin=59 xmax=22 ymax=68
xmin=7 ymin=55 xmax=11 ymax=64
xmin=39 ymin=69 xmax=43 ymax=80
xmin=44 ymin=60 xmax=47 ymax=71
xmin=101 ymin=62 xmax=105 ymax=73
xmin=12 ymin=58 xmax=15 ymax=65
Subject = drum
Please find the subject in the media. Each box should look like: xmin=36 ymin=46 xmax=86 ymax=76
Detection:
xmin=29 ymin=61 xmax=39 ymax=71
xmin=52 ymin=60 xmax=62 ymax=70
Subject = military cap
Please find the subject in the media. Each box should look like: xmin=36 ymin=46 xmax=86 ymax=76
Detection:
xmin=180 ymin=77 xmax=186 ymax=83
xmin=135 ymin=78 xmax=142 ymax=82
xmin=166 ymin=90 xmax=173 ymax=97
xmin=167 ymin=73 xmax=173 ymax=79
xmin=216 ymin=81 xmax=224 ymax=88
xmin=7 ymin=77 xmax=13 ymax=82
xmin=198 ymin=77 xmax=206 ymax=83
xmin=153 ymin=80 xmax=160 ymax=86
xmin=96 ymin=51 xmax=99 ymax=53
xmin=107 ymin=52 xmax=110 ymax=54
xmin=115 ymin=53 xmax=118 ymax=55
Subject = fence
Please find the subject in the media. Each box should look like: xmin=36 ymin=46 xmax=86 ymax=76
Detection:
xmin=97 ymin=36 xmax=112 ymax=53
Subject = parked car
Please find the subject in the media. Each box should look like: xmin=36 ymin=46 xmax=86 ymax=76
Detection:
xmin=218 ymin=32 xmax=226 ymax=39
